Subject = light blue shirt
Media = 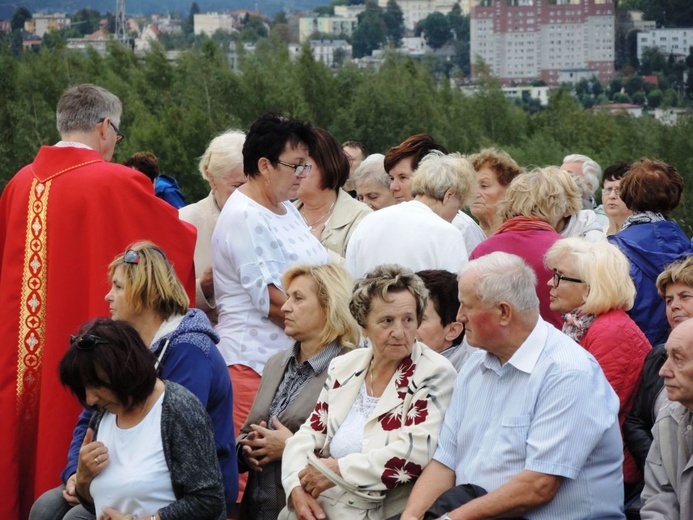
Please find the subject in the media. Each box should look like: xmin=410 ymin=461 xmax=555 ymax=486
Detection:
xmin=434 ymin=319 xmax=625 ymax=519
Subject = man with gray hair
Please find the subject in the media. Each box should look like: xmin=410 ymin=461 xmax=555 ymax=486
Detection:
xmin=0 ymin=83 xmax=196 ymax=518
xmin=400 ymin=252 xmax=625 ymax=519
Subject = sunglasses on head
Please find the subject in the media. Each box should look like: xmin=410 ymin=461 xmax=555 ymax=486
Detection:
xmin=70 ymin=334 xmax=109 ymax=351
xmin=123 ymin=249 xmax=140 ymax=264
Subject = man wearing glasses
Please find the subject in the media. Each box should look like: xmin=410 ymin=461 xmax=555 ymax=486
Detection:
xmin=0 ymin=83 xmax=197 ymax=519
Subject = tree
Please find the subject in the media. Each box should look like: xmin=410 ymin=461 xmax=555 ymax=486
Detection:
xmin=640 ymin=47 xmax=666 ymax=75
xmin=351 ymin=1 xmax=386 ymax=58
xmin=71 ymin=9 xmax=103 ymax=36
xmin=419 ymin=12 xmax=451 ymax=50
xmin=11 ymin=7 xmax=31 ymax=32
xmin=383 ymin=0 xmax=404 ymax=47
xmin=184 ymin=2 xmax=200 ymax=36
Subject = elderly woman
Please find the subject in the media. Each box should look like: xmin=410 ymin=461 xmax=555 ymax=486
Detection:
xmin=59 ymin=318 xmax=225 ymax=520
xmin=210 ymin=114 xmax=329 ymax=482
xmin=545 ymin=237 xmax=650 ymax=494
xmin=179 ymin=130 xmax=246 ymax=325
xmin=624 ymin=255 xmax=693 ymax=473
xmin=346 ymin=152 xmax=475 ymax=279
xmin=280 ymin=265 xmax=456 ymax=519
xmin=601 ymin=162 xmax=633 ymax=236
xmin=416 ymin=270 xmax=472 ymax=372
xmin=236 ymin=263 xmax=359 ymax=519
xmin=470 ymin=167 xmax=582 ymax=329
xmin=608 ymin=158 xmax=693 ymax=346
xmin=353 ymin=154 xmax=397 ymax=211
xmin=556 ymin=172 xmax=605 ymax=241
xmin=468 ymin=147 xmax=523 ymax=237
xmin=29 ymin=242 xmax=237 ymax=520
xmin=294 ymin=128 xmax=371 ymax=259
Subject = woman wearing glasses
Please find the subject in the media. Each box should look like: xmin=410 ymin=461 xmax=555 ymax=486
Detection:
xmin=545 ymin=237 xmax=650 ymax=498
xmin=29 ymin=242 xmax=237 ymax=520
xmin=59 ymin=318 xmax=226 ymax=520
xmin=294 ymin=127 xmax=371 ymax=259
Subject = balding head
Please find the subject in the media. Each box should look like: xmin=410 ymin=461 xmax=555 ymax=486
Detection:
xmin=661 ymin=319 xmax=693 ymax=410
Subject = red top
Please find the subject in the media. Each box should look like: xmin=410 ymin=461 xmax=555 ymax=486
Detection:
xmin=0 ymin=146 xmax=196 ymax=518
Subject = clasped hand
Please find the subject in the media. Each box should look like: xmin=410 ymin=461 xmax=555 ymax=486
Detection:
xmin=240 ymin=416 xmax=292 ymax=471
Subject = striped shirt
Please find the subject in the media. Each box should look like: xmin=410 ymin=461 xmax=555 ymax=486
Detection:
xmin=434 ymin=319 xmax=625 ymax=519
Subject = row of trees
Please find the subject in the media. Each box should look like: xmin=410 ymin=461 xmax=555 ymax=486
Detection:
xmin=1 ymin=36 xmax=692 ymax=230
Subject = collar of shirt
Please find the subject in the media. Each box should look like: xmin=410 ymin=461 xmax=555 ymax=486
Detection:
xmin=284 ymin=339 xmax=342 ymax=374
xmin=54 ymin=141 xmax=94 ymax=150
xmin=482 ymin=318 xmax=548 ymax=375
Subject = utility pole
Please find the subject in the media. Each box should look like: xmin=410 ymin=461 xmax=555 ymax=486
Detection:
xmin=115 ymin=0 xmax=127 ymax=44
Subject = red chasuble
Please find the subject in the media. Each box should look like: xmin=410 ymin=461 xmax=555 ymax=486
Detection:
xmin=0 ymin=146 xmax=197 ymax=519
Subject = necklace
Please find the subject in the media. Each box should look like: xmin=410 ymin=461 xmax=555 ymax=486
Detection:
xmin=301 ymin=199 xmax=336 ymax=231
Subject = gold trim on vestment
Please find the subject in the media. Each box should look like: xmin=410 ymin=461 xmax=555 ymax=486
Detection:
xmin=17 ymin=178 xmax=50 ymax=425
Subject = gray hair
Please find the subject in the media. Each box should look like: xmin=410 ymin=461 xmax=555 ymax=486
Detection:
xmin=350 ymin=264 xmax=428 ymax=328
xmin=411 ymin=151 xmax=476 ymax=205
xmin=460 ymin=252 xmax=539 ymax=312
xmin=562 ymin=154 xmax=602 ymax=193
xmin=352 ymin=153 xmax=390 ymax=189
xmin=198 ymin=129 xmax=246 ymax=183
xmin=56 ymin=84 xmax=122 ymax=136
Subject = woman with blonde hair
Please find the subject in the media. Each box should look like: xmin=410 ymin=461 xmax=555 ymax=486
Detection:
xmin=237 ymin=263 xmax=359 ymax=519
xmin=545 ymin=237 xmax=650 ymax=497
xmin=180 ymin=130 xmax=246 ymax=324
xmin=470 ymin=167 xmax=582 ymax=328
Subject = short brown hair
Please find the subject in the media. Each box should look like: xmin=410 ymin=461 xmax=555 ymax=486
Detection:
xmin=383 ymin=134 xmax=447 ymax=174
xmin=620 ymin=158 xmax=683 ymax=216
xmin=469 ymin=148 xmax=523 ymax=187
xmin=313 ymin=128 xmax=350 ymax=191
xmin=124 ymin=151 xmax=159 ymax=182
xmin=657 ymin=256 xmax=693 ymax=297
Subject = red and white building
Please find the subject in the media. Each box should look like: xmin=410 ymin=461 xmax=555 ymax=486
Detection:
xmin=470 ymin=0 xmax=615 ymax=86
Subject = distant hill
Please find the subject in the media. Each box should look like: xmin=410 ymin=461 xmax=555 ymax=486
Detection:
xmin=0 ymin=0 xmax=323 ymax=21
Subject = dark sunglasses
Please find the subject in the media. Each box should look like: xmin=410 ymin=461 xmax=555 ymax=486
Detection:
xmin=70 ymin=334 xmax=109 ymax=351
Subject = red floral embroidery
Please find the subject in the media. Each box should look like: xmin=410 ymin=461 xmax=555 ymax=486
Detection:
xmin=309 ymin=402 xmax=328 ymax=433
xmin=394 ymin=357 xmax=415 ymax=388
xmin=378 ymin=406 xmax=403 ymax=431
xmin=404 ymin=399 xmax=429 ymax=426
xmin=381 ymin=457 xmax=423 ymax=489
xmin=332 ymin=379 xmax=341 ymax=389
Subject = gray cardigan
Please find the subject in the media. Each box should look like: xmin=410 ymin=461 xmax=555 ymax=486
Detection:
xmin=85 ymin=381 xmax=226 ymax=520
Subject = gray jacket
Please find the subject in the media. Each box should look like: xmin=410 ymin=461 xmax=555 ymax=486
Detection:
xmin=641 ymin=401 xmax=693 ymax=520
xmin=86 ymin=381 xmax=226 ymax=520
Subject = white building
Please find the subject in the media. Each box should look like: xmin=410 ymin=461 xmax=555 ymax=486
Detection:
xmin=298 ymin=15 xmax=358 ymax=43
xmin=288 ymin=39 xmax=353 ymax=67
xmin=25 ymin=13 xmax=70 ymax=37
xmin=471 ymin=0 xmax=615 ymax=86
xmin=334 ymin=5 xmax=366 ymax=18
xmin=194 ymin=13 xmax=235 ymax=36
xmin=378 ymin=0 xmax=466 ymax=31
xmin=502 ymin=85 xmax=550 ymax=106
xmin=637 ymin=28 xmax=693 ymax=61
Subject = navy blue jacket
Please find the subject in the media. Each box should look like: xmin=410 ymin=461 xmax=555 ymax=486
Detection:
xmin=155 ymin=174 xmax=187 ymax=209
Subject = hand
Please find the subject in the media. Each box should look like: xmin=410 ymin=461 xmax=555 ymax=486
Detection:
xmin=200 ymin=266 xmax=214 ymax=299
xmin=241 ymin=418 xmax=293 ymax=470
xmin=62 ymin=474 xmax=80 ymax=506
xmin=100 ymin=506 xmax=152 ymax=520
xmin=289 ymin=486 xmax=326 ymax=520
xmin=77 ymin=428 xmax=109 ymax=484
xmin=298 ymin=459 xmax=337 ymax=498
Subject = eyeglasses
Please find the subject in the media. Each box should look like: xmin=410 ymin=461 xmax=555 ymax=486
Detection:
xmin=602 ymin=187 xmax=619 ymax=196
xmin=552 ymin=269 xmax=584 ymax=288
xmin=276 ymin=160 xmax=311 ymax=176
xmin=97 ymin=117 xmax=125 ymax=145
xmin=123 ymin=249 xmax=140 ymax=264
xmin=70 ymin=334 xmax=109 ymax=351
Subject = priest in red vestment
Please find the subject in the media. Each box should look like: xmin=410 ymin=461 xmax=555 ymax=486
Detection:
xmin=0 ymin=84 xmax=197 ymax=519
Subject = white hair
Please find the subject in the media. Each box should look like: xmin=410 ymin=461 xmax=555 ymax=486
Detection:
xmin=411 ymin=151 xmax=476 ymax=204
xmin=352 ymin=153 xmax=390 ymax=188
xmin=562 ymin=154 xmax=602 ymax=193
xmin=198 ymin=130 xmax=246 ymax=183
xmin=460 ymin=252 xmax=539 ymax=312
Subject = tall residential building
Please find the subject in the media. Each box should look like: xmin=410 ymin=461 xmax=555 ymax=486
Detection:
xmin=470 ymin=0 xmax=615 ymax=86
xmin=637 ymin=28 xmax=693 ymax=61
xmin=298 ymin=15 xmax=358 ymax=43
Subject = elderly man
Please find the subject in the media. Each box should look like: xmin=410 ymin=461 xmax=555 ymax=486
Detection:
xmin=0 ymin=84 xmax=196 ymax=518
xmin=400 ymin=252 xmax=625 ymax=520
xmin=640 ymin=318 xmax=693 ymax=519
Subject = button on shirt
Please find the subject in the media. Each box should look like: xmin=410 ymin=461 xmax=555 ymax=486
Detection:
xmin=434 ymin=319 xmax=625 ymax=519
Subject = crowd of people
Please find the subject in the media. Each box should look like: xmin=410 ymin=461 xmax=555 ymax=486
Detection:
xmin=1 ymin=82 xmax=692 ymax=520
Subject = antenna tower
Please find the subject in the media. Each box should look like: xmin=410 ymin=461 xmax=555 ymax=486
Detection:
xmin=115 ymin=0 xmax=128 ymax=45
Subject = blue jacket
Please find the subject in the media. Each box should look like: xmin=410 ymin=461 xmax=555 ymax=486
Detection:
xmin=155 ymin=174 xmax=187 ymax=209
xmin=62 ymin=309 xmax=238 ymax=510
xmin=609 ymin=220 xmax=692 ymax=346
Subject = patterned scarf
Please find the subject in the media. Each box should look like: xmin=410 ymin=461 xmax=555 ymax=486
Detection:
xmin=495 ymin=216 xmax=556 ymax=235
xmin=621 ymin=211 xmax=666 ymax=231
xmin=562 ymin=308 xmax=598 ymax=343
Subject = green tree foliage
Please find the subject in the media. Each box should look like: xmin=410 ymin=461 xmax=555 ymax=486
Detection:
xmin=184 ymin=2 xmax=200 ymax=36
xmin=351 ymin=1 xmax=386 ymax=58
xmin=418 ymin=12 xmax=452 ymax=50
xmin=11 ymin=7 xmax=32 ymax=31
xmin=71 ymin=9 xmax=104 ymax=36
xmin=383 ymin=0 xmax=404 ymax=47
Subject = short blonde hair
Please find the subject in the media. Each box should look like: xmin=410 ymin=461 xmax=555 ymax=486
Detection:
xmin=108 ymin=241 xmax=189 ymax=319
xmin=411 ymin=151 xmax=476 ymax=205
xmin=198 ymin=130 xmax=246 ymax=184
xmin=544 ymin=237 xmax=634 ymax=314
xmin=501 ymin=167 xmax=582 ymax=226
xmin=282 ymin=263 xmax=360 ymax=350
xmin=350 ymin=264 xmax=428 ymax=328
xmin=657 ymin=256 xmax=693 ymax=297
